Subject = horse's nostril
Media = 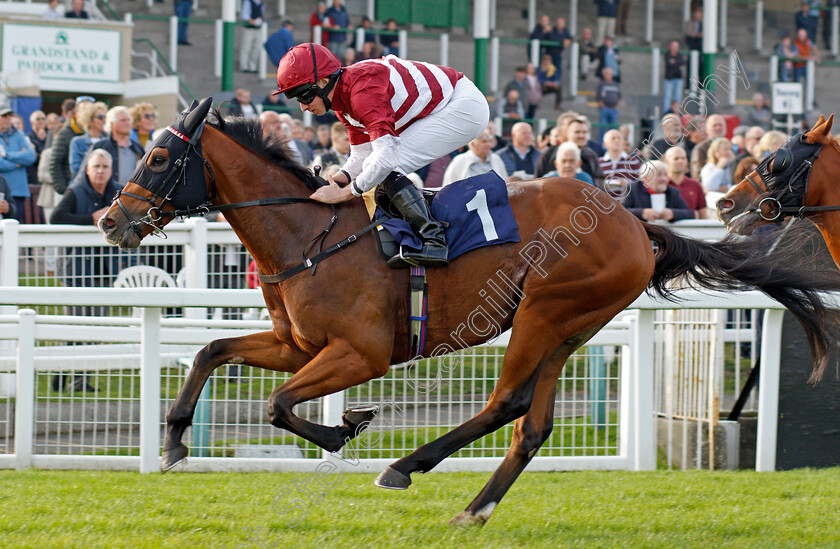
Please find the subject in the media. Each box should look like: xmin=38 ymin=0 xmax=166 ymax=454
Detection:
xmin=717 ymin=199 xmax=734 ymax=212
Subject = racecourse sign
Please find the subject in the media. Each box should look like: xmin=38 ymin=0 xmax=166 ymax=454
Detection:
xmin=1 ymin=23 xmax=121 ymax=83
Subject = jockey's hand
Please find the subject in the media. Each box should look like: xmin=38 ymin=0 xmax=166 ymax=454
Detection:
xmin=310 ymin=175 xmax=355 ymax=204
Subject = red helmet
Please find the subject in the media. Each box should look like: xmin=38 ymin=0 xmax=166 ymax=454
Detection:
xmin=276 ymin=43 xmax=342 ymax=97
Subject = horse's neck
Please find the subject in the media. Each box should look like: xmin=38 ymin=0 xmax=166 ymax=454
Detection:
xmin=203 ymin=135 xmax=370 ymax=274
xmin=807 ymin=151 xmax=840 ymax=269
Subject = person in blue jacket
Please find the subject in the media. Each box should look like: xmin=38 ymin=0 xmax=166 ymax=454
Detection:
xmin=265 ymin=19 xmax=296 ymax=67
xmin=0 ymin=107 xmax=36 ymax=223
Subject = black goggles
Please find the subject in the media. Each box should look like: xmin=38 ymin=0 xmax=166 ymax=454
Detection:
xmin=285 ymin=83 xmax=319 ymax=104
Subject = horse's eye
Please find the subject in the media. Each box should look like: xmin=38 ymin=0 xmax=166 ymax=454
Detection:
xmin=147 ymin=152 xmax=170 ymax=172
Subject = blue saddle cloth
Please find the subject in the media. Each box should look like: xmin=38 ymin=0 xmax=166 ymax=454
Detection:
xmin=376 ymin=171 xmax=520 ymax=261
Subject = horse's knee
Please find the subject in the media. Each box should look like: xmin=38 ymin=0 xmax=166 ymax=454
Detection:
xmin=165 ymin=406 xmax=193 ymax=427
xmin=539 ymin=420 xmax=554 ymax=443
xmin=488 ymin=389 xmax=534 ymax=426
xmin=514 ymin=419 xmax=553 ymax=457
xmin=194 ymin=339 xmax=230 ymax=370
xmin=267 ymin=389 xmax=294 ymax=427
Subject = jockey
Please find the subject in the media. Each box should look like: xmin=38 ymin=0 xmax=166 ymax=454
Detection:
xmin=276 ymin=43 xmax=490 ymax=267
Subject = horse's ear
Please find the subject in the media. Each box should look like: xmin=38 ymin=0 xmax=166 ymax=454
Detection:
xmin=811 ymin=114 xmax=826 ymax=133
xmin=806 ymin=115 xmax=829 ymax=143
xmin=183 ymin=97 xmax=213 ymax=136
xmin=824 ymin=114 xmax=834 ymax=133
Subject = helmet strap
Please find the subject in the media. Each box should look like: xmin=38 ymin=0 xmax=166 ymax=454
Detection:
xmin=317 ymin=70 xmax=342 ymax=111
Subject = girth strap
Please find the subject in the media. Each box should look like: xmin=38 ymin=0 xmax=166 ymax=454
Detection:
xmin=408 ymin=266 xmax=428 ymax=360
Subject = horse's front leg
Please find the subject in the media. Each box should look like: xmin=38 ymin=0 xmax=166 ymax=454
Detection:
xmin=162 ymin=331 xmax=311 ymax=472
xmin=268 ymin=339 xmax=391 ymax=453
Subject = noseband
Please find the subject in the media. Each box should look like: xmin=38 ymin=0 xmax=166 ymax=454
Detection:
xmin=742 ymin=134 xmax=832 ymax=221
xmin=115 ymin=125 xmax=214 ymax=239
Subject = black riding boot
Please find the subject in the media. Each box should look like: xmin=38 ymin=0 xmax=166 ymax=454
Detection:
xmin=382 ymin=173 xmax=449 ymax=267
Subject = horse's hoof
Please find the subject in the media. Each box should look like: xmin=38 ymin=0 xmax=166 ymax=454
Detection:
xmin=374 ymin=466 xmax=411 ymax=490
xmin=342 ymin=405 xmax=378 ymax=430
xmin=160 ymin=445 xmax=189 ymax=473
xmin=449 ymin=511 xmax=487 ymax=527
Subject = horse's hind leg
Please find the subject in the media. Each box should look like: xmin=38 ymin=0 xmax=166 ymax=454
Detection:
xmin=449 ymin=350 xmax=566 ymax=526
xmin=162 ymin=331 xmax=310 ymax=472
xmin=376 ymin=321 xmax=591 ymax=491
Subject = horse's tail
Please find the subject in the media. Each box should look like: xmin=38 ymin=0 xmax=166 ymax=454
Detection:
xmin=644 ymin=222 xmax=840 ymax=382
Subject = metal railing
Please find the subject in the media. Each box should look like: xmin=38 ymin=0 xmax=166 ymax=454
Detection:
xmin=127 ymin=29 xmax=196 ymax=110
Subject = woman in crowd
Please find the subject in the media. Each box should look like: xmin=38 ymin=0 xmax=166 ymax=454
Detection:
xmin=26 ymin=111 xmax=48 ymax=189
xmin=68 ymin=101 xmax=108 ymax=178
xmin=129 ymin=103 xmax=159 ymax=151
xmin=753 ymin=130 xmax=788 ymax=158
xmin=312 ymin=122 xmax=351 ymax=172
xmin=524 ymin=62 xmax=543 ymax=119
xmin=700 ymin=137 xmax=735 ymax=194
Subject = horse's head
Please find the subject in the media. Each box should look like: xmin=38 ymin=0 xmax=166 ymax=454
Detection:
xmin=99 ymin=97 xmax=214 ymax=248
xmin=717 ymin=114 xmax=834 ymax=234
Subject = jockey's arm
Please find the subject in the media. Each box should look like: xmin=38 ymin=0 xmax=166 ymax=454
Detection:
xmin=311 ymin=135 xmax=400 ymax=204
xmin=347 ymin=134 xmax=400 ymax=197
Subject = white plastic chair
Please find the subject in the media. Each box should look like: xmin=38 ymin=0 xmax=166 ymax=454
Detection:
xmin=113 ymin=265 xmax=177 ymax=289
xmin=113 ymin=266 xmax=177 ymax=316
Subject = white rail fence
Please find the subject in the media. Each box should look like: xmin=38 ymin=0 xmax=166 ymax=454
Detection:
xmin=0 ymin=219 xmax=771 ymax=473
xmin=0 ymin=287 xmax=784 ymax=475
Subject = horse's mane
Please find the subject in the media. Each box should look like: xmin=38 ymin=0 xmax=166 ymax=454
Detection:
xmin=207 ymin=107 xmax=320 ymax=191
xmin=808 ymin=131 xmax=840 ymax=154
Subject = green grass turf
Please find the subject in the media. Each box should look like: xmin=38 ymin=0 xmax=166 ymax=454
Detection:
xmin=0 ymin=468 xmax=838 ymax=548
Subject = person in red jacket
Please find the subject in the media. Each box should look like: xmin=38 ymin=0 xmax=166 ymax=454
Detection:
xmin=276 ymin=43 xmax=489 ymax=266
xmin=309 ymin=1 xmax=330 ymax=46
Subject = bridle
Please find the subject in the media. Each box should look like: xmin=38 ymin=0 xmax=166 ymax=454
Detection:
xmin=741 ymin=133 xmax=835 ymax=221
xmin=115 ymin=125 xmax=215 ymax=239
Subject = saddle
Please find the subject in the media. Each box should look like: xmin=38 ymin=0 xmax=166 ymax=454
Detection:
xmin=372 ymin=172 xmax=520 ymax=360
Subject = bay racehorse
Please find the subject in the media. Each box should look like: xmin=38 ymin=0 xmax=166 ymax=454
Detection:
xmin=100 ymin=98 xmax=840 ymax=525
xmin=717 ymin=114 xmax=840 ymax=383
xmin=718 ymin=115 xmax=840 ymax=273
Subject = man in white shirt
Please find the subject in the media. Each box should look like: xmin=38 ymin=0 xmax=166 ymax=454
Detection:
xmin=441 ymin=131 xmax=508 ymax=186
xmin=43 ymin=0 xmax=62 ymax=19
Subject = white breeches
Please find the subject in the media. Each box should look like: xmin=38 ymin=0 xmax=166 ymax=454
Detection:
xmin=396 ymin=77 xmax=490 ymax=175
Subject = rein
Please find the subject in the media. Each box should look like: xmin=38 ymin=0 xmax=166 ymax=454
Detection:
xmin=123 ymin=123 xmax=387 ymax=284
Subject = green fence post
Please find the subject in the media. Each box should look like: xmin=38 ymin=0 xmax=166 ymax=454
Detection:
xmin=473 ymin=0 xmax=490 ymax=93
xmin=192 ymin=374 xmax=211 ymax=457
xmin=589 ymin=347 xmax=606 ymax=431
xmin=222 ymin=0 xmax=236 ymax=92
xmin=701 ymin=0 xmax=718 ymax=93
